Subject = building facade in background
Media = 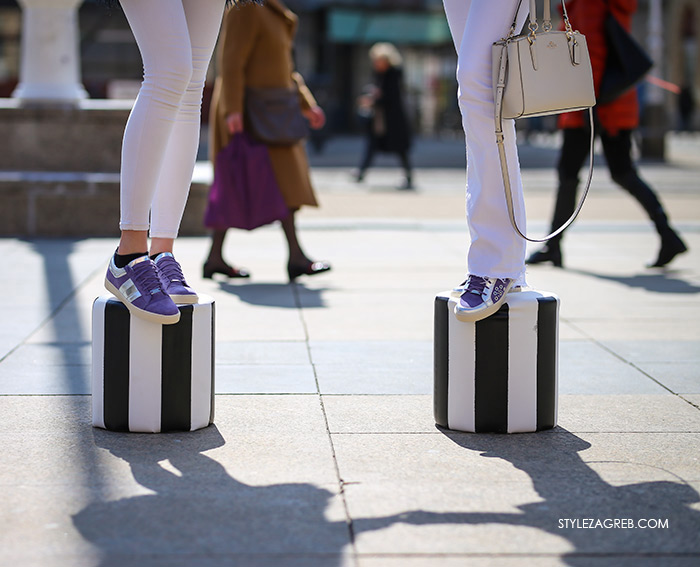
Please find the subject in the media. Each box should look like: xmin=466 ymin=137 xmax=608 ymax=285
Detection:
xmin=0 ymin=0 xmax=697 ymax=134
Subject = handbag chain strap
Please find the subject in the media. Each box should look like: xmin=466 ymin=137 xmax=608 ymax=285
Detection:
xmin=508 ymin=0 xmax=575 ymax=41
xmin=496 ymin=0 xmax=594 ymax=243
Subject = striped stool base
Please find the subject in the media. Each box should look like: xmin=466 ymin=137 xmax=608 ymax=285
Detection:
xmin=434 ymin=289 xmax=559 ymax=433
xmin=92 ymin=294 xmax=215 ymax=433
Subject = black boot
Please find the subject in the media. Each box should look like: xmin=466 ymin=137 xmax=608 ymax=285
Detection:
xmin=527 ymin=177 xmax=578 ymax=268
xmin=648 ymin=209 xmax=688 ymax=267
xmin=526 ymin=243 xmax=563 ymax=267
xmin=612 ymin=171 xmax=689 ymax=268
xmin=649 ymin=230 xmax=688 ymax=268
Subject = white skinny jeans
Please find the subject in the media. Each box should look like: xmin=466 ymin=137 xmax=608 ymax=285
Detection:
xmin=443 ymin=0 xmax=529 ymax=284
xmin=118 ymin=0 xmax=226 ymax=238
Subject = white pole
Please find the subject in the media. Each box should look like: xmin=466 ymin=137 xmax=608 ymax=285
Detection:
xmin=647 ymin=0 xmax=665 ymax=105
xmin=640 ymin=0 xmax=666 ymax=159
xmin=12 ymin=0 xmax=88 ymax=104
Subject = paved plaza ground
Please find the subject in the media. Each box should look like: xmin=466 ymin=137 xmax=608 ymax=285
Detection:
xmin=1 ymin=134 xmax=699 ymax=566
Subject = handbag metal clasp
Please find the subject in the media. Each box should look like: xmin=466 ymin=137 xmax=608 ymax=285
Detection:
xmin=567 ymin=33 xmax=580 ymax=66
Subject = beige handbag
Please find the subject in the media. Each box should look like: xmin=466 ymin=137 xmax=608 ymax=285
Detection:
xmin=493 ymin=0 xmax=596 ymax=242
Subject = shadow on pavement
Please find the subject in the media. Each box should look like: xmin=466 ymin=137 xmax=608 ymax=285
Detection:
xmin=568 ymin=268 xmax=700 ymax=294
xmin=216 ymin=281 xmax=328 ymax=309
xmin=356 ymin=428 xmax=700 ymax=564
xmin=73 ymin=424 xmax=700 ymax=566
xmin=73 ymin=426 xmax=351 ymax=567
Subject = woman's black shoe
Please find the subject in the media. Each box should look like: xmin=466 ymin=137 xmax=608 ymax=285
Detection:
xmin=287 ymin=260 xmax=331 ymax=281
xmin=526 ymin=246 xmax=563 ymax=267
xmin=648 ymin=231 xmax=688 ymax=268
xmin=202 ymin=262 xmax=250 ymax=279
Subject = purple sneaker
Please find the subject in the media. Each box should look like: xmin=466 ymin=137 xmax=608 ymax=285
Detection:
xmin=453 ymin=275 xmax=514 ymax=322
xmin=105 ymin=254 xmax=180 ymax=325
xmin=153 ymin=252 xmax=198 ymax=305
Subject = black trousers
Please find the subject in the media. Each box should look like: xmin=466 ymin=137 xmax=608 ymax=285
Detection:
xmin=359 ymin=135 xmax=412 ymax=181
xmin=550 ymin=127 xmax=667 ymax=244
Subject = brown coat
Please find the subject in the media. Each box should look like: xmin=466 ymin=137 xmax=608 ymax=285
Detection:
xmin=209 ymin=0 xmax=318 ymax=209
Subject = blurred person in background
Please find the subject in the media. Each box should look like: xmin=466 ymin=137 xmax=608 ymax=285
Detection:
xmin=204 ymin=0 xmax=331 ymax=281
xmin=527 ymin=0 xmax=688 ymax=269
xmin=355 ymin=42 xmax=414 ymax=190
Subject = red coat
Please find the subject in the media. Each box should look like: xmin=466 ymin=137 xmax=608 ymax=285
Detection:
xmin=558 ymin=0 xmax=639 ymax=134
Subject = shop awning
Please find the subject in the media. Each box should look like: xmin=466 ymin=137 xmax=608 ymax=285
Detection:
xmin=328 ymin=8 xmax=452 ymax=45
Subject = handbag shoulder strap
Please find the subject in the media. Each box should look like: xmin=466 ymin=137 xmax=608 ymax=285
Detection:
xmin=508 ymin=1 xmax=572 ymax=39
xmin=494 ymin=41 xmax=594 ymax=243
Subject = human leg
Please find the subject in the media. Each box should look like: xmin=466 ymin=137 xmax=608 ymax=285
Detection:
xmin=603 ymin=130 xmax=687 ymax=267
xmin=117 ymin=0 xmax=194 ymax=239
xmin=109 ymin=0 xmax=198 ymax=321
xmin=356 ymin=135 xmax=377 ymax=181
xmin=282 ymin=211 xmax=331 ymax=281
xmin=150 ymin=0 xmax=227 ymax=242
xmin=527 ymin=127 xmax=591 ymax=267
xmin=203 ymin=229 xmax=250 ymax=279
xmin=398 ymin=150 xmax=413 ymax=189
xmin=443 ymin=0 xmax=529 ymax=321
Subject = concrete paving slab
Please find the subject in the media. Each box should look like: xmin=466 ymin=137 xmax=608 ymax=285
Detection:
xmin=332 ymin=432 xmax=530 ymax=485
xmin=0 ymin=554 xmax=356 ymax=567
xmin=633 ymin=362 xmax=700 ymax=394
xmin=557 ymin=395 xmax=700 ymax=432
xmin=570 ymin=319 xmax=700 ymax=342
xmin=681 ymin=395 xmax=700 ymax=409
xmin=0 ymin=395 xmax=353 ymax=566
xmin=216 ymin=364 xmax=317 ymax=394
xmin=323 ymin=394 xmax=700 ymax=435
xmin=301 ymin=291 xmax=434 ymax=341
xmin=311 ymin=341 xmax=432 ymax=395
xmin=213 ymin=301 xmax=308 ymax=342
xmin=357 ymin=557 xmax=700 ymax=567
xmin=0 ymin=343 xmax=90 ymax=394
xmin=216 ymin=340 xmax=310 ymax=365
xmin=323 ymin=395 xmax=435 ymax=434
xmin=315 ymin=364 xmax=432 ymax=394
xmin=575 ymin=432 xmax=700 ymax=481
xmin=598 ymin=341 xmax=700 ymax=363
xmin=558 ymin=341 xmax=669 ymax=394
xmin=310 ymin=341 xmax=431 ymax=366
xmin=336 ymin=432 xmax=700 ymax=555
xmin=347 ymin=485 xmax=700 ymax=554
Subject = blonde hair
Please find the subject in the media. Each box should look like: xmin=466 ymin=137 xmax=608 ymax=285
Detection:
xmin=369 ymin=42 xmax=403 ymax=68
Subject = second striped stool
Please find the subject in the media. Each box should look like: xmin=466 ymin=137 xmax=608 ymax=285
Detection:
xmin=434 ymin=289 xmax=559 ymax=433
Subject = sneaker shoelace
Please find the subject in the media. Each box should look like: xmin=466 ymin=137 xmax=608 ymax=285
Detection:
xmin=464 ymin=275 xmax=487 ymax=297
xmin=131 ymin=260 xmax=163 ymax=296
xmin=158 ymin=257 xmax=187 ymax=285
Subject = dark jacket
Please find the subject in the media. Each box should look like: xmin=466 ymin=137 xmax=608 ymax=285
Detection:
xmin=370 ymin=66 xmax=412 ymax=153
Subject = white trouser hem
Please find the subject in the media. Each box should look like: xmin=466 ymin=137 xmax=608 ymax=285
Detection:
xmin=149 ymin=229 xmax=180 ymax=239
xmin=119 ymin=223 xmax=151 ymax=232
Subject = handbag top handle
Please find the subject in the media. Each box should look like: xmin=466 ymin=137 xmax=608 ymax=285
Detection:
xmin=507 ymin=0 xmax=573 ymax=40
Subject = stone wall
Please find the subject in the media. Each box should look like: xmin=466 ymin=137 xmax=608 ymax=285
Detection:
xmin=0 ymin=98 xmax=210 ymax=237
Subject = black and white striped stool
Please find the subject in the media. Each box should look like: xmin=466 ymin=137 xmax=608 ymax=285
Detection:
xmin=434 ymin=289 xmax=559 ymax=433
xmin=92 ymin=294 xmax=215 ymax=433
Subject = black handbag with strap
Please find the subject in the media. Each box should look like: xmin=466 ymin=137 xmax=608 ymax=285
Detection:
xmin=244 ymin=86 xmax=310 ymax=146
xmin=598 ymin=3 xmax=653 ymax=105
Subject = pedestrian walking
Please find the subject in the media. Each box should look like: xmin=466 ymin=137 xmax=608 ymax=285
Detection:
xmin=442 ymin=0 xmax=530 ymax=321
xmin=527 ymin=0 xmax=688 ymax=269
xmin=355 ymin=43 xmax=414 ymax=190
xmin=204 ymin=0 xmax=331 ymax=282
xmin=104 ymin=0 xmax=239 ymax=325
